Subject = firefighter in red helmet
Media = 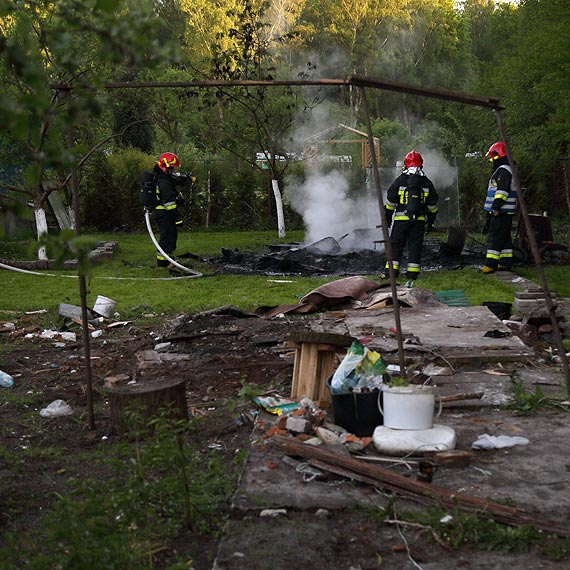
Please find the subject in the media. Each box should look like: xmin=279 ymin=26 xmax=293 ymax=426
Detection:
xmin=152 ymin=152 xmax=190 ymax=269
xmin=384 ymin=151 xmax=439 ymax=287
xmin=481 ymin=141 xmax=517 ymax=274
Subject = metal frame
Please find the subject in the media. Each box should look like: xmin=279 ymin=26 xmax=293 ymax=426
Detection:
xmin=53 ymin=74 xmax=570 ymax=427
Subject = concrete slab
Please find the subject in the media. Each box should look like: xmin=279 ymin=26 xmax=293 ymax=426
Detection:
xmin=232 ymin=416 xmax=386 ymax=512
xmin=344 ymin=303 xmax=535 ymax=363
xmin=435 ymin=371 xmax=514 ymax=407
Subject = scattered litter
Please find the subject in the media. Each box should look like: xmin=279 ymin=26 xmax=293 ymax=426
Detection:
xmin=282 ymin=455 xmax=324 ymax=482
xmin=39 ymin=330 xmax=77 ymax=342
xmin=253 ymin=395 xmax=299 ymax=416
xmin=107 ymin=321 xmax=131 ymax=328
xmin=154 ymin=342 xmax=171 ymax=352
xmin=91 ymin=330 xmax=103 ymax=338
xmin=440 ymin=514 xmax=453 ymax=524
xmin=422 ymin=363 xmax=453 ymax=376
xmin=40 ymin=399 xmax=73 ymax=418
xmin=483 ymin=369 xmax=510 ymax=376
xmin=315 ymin=509 xmax=331 ymax=519
xmin=484 ymin=329 xmax=512 ymax=338
xmin=472 ymin=466 xmax=493 ymax=476
xmin=472 ymin=434 xmax=530 ymax=450
xmin=25 ymin=309 xmax=47 ymax=315
xmin=1 ymin=322 xmax=16 ymax=331
xmin=267 ymin=279 xmax=294 ymax=283
xmin=0 ymin=370 xmax=14 ymax=388
xmin=260 ymin=509 xmax=287 ymax=518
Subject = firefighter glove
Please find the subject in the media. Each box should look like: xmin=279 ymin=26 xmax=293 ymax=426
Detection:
xmin=385 ymin=207 xmax=394 ymax=228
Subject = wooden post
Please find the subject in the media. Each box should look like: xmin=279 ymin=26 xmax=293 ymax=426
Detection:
xmin=287 ymin=332 xmax=355 ymax=406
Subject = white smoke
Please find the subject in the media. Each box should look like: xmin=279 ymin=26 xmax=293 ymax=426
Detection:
xmin=286 ymin=169 xmax=382 ymax=251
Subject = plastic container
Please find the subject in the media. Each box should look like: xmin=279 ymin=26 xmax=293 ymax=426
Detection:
xmin=0 ymin=370 xmax=14 ymax=388
xmin=93 ymin=295 xmax=117 ymax=318
xmin=380 ymin=384 xmax=441 ymax=430
xmin=328 ymin=378 xmax=383 ymax=437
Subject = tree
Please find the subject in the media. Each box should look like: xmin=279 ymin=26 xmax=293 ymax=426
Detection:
xmin=205 ymin=0 xmax=312 ymax=238
xmin=0 ymin=0 xmax=176 ymax=255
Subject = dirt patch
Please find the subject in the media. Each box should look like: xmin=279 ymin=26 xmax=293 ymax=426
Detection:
xmin=1 ymin=306 xmax=570 ymax=569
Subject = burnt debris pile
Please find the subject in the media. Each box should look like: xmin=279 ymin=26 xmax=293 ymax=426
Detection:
xmin=209 ymin=235 xmax=488 ymax=276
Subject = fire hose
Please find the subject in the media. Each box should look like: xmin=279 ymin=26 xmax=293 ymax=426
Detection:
xmin=144 ymin=209 xmax=203 ymax=278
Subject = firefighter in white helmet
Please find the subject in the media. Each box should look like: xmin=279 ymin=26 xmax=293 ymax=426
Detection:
xmin=481 ymin=141 xmax=517 ymax=274
xmin=384 ymin=151 xmax=439 ymax=287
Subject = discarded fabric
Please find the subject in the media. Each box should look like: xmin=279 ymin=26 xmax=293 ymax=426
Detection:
xmin=472 ymin=434 xmax=529 ymax=450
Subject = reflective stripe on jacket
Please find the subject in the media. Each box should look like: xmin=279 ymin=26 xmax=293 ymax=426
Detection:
xmin=484 ymin=165 xmax=516 ymax=213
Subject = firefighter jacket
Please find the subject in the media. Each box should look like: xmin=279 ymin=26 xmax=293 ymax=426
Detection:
xmin=483 ymin=161 xmax=516 ymax=214
xmin=385 ymin=169 xmax=439 ymax=224
xmin=153 ymin=165 xmax=182 ymax=212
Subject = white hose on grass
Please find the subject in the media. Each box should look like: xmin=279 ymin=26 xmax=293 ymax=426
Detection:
xmin=144 ymin=210 xmax=203 ymax=278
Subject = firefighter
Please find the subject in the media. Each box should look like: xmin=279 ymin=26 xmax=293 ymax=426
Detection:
xmin=481 ymin=141 xmax=517 ymax=274
xmin=153 ymin=152 xmax=186 ymax=268
xmin=384 ymin=151 xmax=439 ymax=287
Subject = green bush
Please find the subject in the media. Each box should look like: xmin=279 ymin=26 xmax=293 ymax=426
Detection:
xmin=83 ymin=148 xmax=153 ymax=232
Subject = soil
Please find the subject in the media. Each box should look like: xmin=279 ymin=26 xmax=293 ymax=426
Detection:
xmin=1 ymin=304 xmax=570 ymax=570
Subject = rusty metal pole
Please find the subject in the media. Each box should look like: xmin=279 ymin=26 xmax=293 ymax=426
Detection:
xmin=359 ymin=87 xmax=407 ymax=379
xmin=495 ymin=110 xmax=570 ymax=397
xmin=63 ymin=89 xmax=96 ymax=429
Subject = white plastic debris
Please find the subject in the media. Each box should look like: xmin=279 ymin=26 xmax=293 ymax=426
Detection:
xmin=91 ymin=330 xmax=103 ymax=338
xmin=40 ymin=399 xmax=73 ymax=418
xmin=260 ymin=509 xmax=287 ymax=518
xmin=472 ymin=434 xmax=529 ymax=450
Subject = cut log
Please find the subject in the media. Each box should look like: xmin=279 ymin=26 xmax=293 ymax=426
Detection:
xmin=108 ymin=377 xmax=188 ymax=434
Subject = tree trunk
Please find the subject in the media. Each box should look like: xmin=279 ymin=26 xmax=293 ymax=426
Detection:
xmin=271 ymin=178 xmax=286 ymax=238
xmin=108 ymin=377 xmax=188 ymax=434
xmin=33 ymin=207 xmax=49 ymax=261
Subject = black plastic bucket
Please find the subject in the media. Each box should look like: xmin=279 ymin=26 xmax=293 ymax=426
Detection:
xmin=328 ymin=378 xmax=383 ymax=436
xmin=483 ymin=301 xmax=512 ymax=320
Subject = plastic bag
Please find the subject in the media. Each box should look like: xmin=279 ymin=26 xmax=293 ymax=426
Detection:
xmin=330 ymin=341 xmax=365 ymax=393
xmin=331 ymin=341 xmax=387 ymax=394
xmin=40 ymin=399 xmax=73 ymax=418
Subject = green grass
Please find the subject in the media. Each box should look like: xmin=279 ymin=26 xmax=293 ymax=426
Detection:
xmin=517 ymin=266 xmax=570 ymax=297
xmin=0 ymin=229 xmax=530 ymax=316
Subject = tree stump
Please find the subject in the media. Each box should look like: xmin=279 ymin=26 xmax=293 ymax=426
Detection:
xmin=108 ymin=377 xmax=188 ymax=434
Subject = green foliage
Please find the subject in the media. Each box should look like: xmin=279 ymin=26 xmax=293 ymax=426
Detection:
xmin=83 ymin=148 xmax=152 ymax=231
xmin=0 ymin=414 xmax=241 ymax=568
xmin=503 ymin=380 xmax=569 ymax=416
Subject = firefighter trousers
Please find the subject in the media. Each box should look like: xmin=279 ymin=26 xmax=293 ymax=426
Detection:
xmin=154 ymin=209 xmax=179 ymax=267
xmin=386 ymin=219 xmax=426 ymax=280
xmin=485 ymin=213 xmax=514 ymax=270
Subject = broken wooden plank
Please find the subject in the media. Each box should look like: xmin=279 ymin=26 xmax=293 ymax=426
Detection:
xmin=270 ymin=436 xmax=570 ymax=537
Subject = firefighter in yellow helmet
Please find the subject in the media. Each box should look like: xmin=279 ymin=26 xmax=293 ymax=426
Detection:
xmin=481 ymin=142 xmax=517 ymax=274
xmin=384 ymin=151 xmax=439 ymax=287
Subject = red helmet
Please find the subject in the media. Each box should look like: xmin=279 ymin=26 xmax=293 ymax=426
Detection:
xmin=486 ymin=142 xmax=507 ymax=160
xmin=404 ymin=150 xmax=423 ymax=168
xmin=157 ymin=152 xmax=180 ymax=172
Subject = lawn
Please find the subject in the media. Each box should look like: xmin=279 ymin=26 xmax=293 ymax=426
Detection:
xmin=0 ymin=229 xmax=529 ymax=318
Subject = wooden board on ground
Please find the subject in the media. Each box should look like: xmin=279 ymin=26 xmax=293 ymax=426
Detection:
xmin=434 ymin=371 xmax=513 ymax=408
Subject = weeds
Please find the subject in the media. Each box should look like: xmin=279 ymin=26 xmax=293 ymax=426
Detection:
xmin=503 ymin=380 xmax=570 ymax=415
xmin=362 ymin=502 xmax=570 ymax=561
xmin=0 ymin=412 xmax=242 ymax=569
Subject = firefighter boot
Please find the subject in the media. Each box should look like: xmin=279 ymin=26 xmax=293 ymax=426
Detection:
xmin=481 ymin=266 xmax=495 ymax=274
